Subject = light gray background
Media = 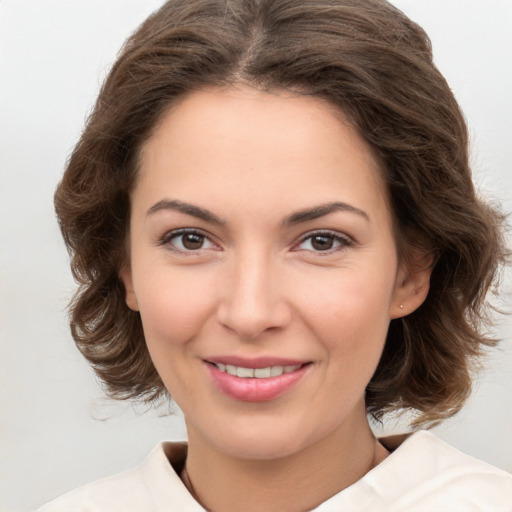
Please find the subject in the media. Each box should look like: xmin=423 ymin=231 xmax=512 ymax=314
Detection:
xmin=1 ymin=1 xmax=511 ymax=511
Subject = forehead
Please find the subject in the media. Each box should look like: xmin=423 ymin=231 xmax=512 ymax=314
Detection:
xmin=143 ymin=85 xmax=379 ymax=169
xmin=136 ymin=85 xmax=390 ymax=224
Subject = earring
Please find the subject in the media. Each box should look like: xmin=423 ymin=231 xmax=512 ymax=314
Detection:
xmin=399 ymin=304 xmax=404 ymax=309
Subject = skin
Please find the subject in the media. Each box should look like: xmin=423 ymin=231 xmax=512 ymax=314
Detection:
xmin=121 ymin=85 xmax=431 ymax=511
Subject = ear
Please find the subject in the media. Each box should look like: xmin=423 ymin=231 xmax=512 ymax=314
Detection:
xmin=389 ymin=251 xmax=433 ymax=319
xmin=119 ymin=262 xmax=139 ymax=312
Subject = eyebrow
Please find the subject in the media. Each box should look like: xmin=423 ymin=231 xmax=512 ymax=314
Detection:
xmin=282 ymin=201 xmax=370 ymax=226
xmin=146 ymin=199 xmax=369 ymax=226
xmin=147 ymin=199 xmax=225 ymax=225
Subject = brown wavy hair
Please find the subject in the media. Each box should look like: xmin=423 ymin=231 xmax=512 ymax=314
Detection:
xmin=55 ymin=0 xmax=508 ymax=427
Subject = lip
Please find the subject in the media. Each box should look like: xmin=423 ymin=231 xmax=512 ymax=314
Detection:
xmin=206 ymin=355 xmax=308 ymax=369
xmin=204 ymin=358 xmax=311 ymax=402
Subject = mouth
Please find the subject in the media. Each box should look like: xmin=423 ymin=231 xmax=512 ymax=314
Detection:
xmin=204 ymin=358 xmax=311 ymax=402
xmin=211 ymin=362 xmax=304 ymax=379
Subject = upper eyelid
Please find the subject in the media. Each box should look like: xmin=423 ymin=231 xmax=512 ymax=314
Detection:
xmin=158 ymin=227 xmax=353 ymax=249
xmin=292 ymin=230 xmax=354 ymax=252
xmin=159 ymin=227 xmax=217 ymax=246
xmin=297 ymin=229 xmax=353 ymax=243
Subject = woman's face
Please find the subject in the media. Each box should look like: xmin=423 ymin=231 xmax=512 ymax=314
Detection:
xmin=122 ymin=86 xmax=424 ymax=460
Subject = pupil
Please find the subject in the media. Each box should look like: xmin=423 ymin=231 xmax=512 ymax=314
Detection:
xmin=312 ymin=235 xmax=333 ymax=251
xmin=183 ymin=233 xmax=204 ymax=250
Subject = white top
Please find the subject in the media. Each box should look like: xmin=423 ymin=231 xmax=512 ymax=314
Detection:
xmin=37 ymin=431 xmax=512 ymax=511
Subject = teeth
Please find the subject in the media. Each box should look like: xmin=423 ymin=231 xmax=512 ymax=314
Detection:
xmin=236 ymin=367 xmax=254 ymax=378
xmin=226 ymin=364 xmax=237 ymax=376
xmin=215 ymin=364 xmax=301 ymax=378
xmin=254 ymin=367 xmax=271 ymax=378
xmin=270 ymin=366 xmax=282 ymax=377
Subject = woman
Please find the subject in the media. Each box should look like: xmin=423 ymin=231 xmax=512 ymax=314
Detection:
xmin=38 ymin=0 xmax=511 ymax=510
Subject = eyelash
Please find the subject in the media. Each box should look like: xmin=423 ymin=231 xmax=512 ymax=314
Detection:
xmin=159 ymin=228 xmax=353 ymax=255
xmin=293 ymin=230 xmax=354 ymax=254
xmin=159 ymin=228 xmax=217 ymax=253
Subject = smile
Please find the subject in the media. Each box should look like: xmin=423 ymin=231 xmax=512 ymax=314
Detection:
xmin=206 ymin=360 xmax=311 ymax=402
xmin=213 ymin=363 xmax=302 ymax=379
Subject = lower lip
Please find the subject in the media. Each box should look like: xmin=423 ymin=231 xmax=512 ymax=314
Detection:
xmin=206 ymin=363 xmax=310 ymax=402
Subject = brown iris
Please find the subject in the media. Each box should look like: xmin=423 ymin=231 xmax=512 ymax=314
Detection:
xmin=311 ymin=235 xmax=334 ymax=251
xmin=182 ymin=233 xmax=205 ymax=250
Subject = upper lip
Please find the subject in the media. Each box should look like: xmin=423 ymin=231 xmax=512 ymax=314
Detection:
xmin=205 ymin=356 xmax=310 ymax=368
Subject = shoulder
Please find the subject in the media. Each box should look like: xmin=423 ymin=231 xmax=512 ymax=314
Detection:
xmin=36 ymin=464 xmax=148 ymax=512
xmin=368 ymin=430 xmax=512 ymax=511
xmin=36 ymin=442 xmax=204 ymax=512
xmin=316 ymin=431 xmax=512 ymax=511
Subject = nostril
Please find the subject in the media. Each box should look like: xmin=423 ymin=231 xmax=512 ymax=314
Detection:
xmin=216 ymin=276 xmax=292 ymax=339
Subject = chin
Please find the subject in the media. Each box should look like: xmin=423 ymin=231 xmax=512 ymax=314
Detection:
xmin=202 ymin=416 xmax=333 ymax=462
xmin=219 ymin=435 xmax=307 ymax=461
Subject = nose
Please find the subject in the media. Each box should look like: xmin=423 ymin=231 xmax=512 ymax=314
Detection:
xmin=216 ymin=251 xmax=291 ymax=340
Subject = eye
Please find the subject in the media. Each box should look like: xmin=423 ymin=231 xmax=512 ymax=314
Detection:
xmin=161 ymin=229 xmax=217 ymax=252
xmin=294 ymin=231 xmax=352 ymax=253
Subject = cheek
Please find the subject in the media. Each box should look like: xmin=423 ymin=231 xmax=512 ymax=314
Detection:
xmin=135 ymin=267 xmax=218 ymax=351
xmin=295 ymin=266 xmax=395 ymax=362
xmin=134 ymin=268 xmax=220 ymax=402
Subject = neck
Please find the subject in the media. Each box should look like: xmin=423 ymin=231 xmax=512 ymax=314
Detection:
xmin=183 ymin=406 xmax=388 ymax=512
